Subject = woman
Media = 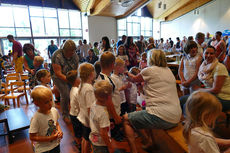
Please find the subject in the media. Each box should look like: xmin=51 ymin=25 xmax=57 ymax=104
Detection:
xmin=125 ymin=36 xmax=139 ymax=69
xmin=146 ymin=37 xmax=155 ymax=51
xmin=123 ymin=49 xmax=182 ymax=153
xmin=100 ymin=36 xmax=112 ymax=53
xmin=23 ymin=43 xmax=38 ymax=75
xmin=211 ymin=31 xmax=226 ymax=62
xmin=180 ymin=46 xmax=230 ymax=112
xmin=51 ymin=40 xmax=79 ymax=122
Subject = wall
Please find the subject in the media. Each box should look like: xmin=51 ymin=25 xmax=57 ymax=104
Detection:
xmin=160 ymin=0 xmax=230 ymax=41
xmin=88 ymin=16 xmax=117 ymax=44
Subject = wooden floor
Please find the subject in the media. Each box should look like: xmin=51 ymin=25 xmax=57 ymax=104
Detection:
xmin=1 ymin=95 xmax=230 ymax=153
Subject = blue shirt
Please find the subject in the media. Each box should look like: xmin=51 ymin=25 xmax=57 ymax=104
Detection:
xmin=48 ymin=45 xmax=58 ymax=57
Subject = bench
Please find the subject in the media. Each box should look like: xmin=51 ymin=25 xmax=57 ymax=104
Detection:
xmin=0 ymin=108 xmax=30 ymax=143
xmin=165 ymin=123 xmax=188 ymax=153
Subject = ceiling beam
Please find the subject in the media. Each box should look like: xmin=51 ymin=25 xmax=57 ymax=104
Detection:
xmin=90 ymin=0 xmax=111 ymax=15
xmin=165 ymin=0 xmax=212 ymax=21
xmin=116 ymin=0 xmax=150 ymax=19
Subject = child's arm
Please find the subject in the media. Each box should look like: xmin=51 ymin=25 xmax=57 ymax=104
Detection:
xmin=106 ymin=95 xmax=121 ymax=124
xmin=178 ymin=58 xmax=186 ymax=83
xmin=216 ymin=138 xmax=230 ymax=148
xmin=30 ymin=132 xmax=58 ymax=142
xmin=100 ymin=127 xmax=113 ymax=153
xmin=119 ymin=82 xmax=131 ymax=91
xmin=125 ymin=72 xmax=144 ymax=83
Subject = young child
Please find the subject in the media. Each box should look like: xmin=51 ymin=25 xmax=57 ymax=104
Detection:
xmin=36 ymin=69 xmax=51 ymax=88
xmin=117 ymin=45 xmax=129 ymax=67
xmin=111 ymin=58 xmax=131 ymax=115
xmin=183 ymin=91 xmax=230 ymax=153
xmin=77 ymin=63 xmax=96 ymax=153
xmin=66 ymin=70 xmax=82 ymax=151
xmin=30 ymin=56 xmax=44 ymax=88
xmin=179 ymin=41 xmax=202 ymax=95
xmin=89 ymin=80 xmax=113 ymax=153
xmin=126 ymin=67 xmax=140 ymax=112
xmin=29 ymin=86 xmax=63 ymax=153
xmin=139 ymin=52 xmax=147 ymax=70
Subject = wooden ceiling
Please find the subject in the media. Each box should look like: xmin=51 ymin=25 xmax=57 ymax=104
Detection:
xmin=72 ymin=0 xmax=213 ymax=20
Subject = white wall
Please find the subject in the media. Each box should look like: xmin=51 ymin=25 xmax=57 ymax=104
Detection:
xmin=160 ymin=0 xmax=230 ymax=42
xmin=88 ymin=16 xmax=117 ymax=44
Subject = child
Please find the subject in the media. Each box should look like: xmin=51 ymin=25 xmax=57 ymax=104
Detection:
xmin=183 ymin=91 xmax=230 ymax=153
xmin=29 ymin=86 xmax=63 ymax=153
xmin=66 ymin=70 xmax=82 ymax=151
xmin=89 ymin=80 xmax=113 ymax=153
xmin=30 ymin=56 xmax=44 ymax=88
xmin=117 ymin=45 xmax=129 ymax=67
xmin=111 ymin=58 xmax=131 ymax=115
xmin=179 ymin=41 xmax=202 ymax=95
xmin=86 ymin=49 xmax=98 ymax=65
xmin=93 ymin=42 xmax=99 ymax=56
xmin=36 ymin=69 xmax=51 ymax=88
xmin=126 ymin=67 xmax=140 ymax=112
xmin=77 ymin=63 xmax=96 ymax=153
xmin=139 ymin=52 xmax=147 ymax=70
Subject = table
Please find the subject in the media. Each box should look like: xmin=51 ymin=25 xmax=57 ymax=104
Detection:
xmin=167 ymin=61 xmax=180 ymax=67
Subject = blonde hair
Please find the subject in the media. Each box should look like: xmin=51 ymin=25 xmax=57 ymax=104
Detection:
xmin=183 ymin=91 xmax=222 ymax=143
xmin=31 ymin=86 xmax=52 ymax=103
xmin=94 ymin=80 xmax=112 ymax=101
xmin=115 ymin=57 xmax=125 ymax=67
xmin=100 ymin=51 xmax=115 ymax=69
xmin=149 ymin=37 xmax=154 ymax=44
xmin=34 ymin=56 xmax=44 ymax=65
xmin=62 ymin=40 xmax=77 ymax=52
xmin=78 ymin=63 xmax=95 ymax=93
xmin=66 ymin=70 xmax=78 ymax=85
xmin=36 ymin=69 xmax=50 ymax=82
xmin=149 ymin=49 xmax=167 ymax=67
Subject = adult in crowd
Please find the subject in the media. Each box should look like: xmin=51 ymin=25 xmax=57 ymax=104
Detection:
xmin=80 ymin=39 xmax=90 ymax=59
xmin=117 ymin=35 xmax=127 ymax=48
xmin=180 ymin=36 xmax=187 ymax=51
xmin=195 ymin=32 xmax=205 ymax=56
xmin=211 ymin=31 xmax=226 ymax=63
xmin=124 ymin=49 xmax=182 ymax=153
xmin=180 ymin=46 xmax=230 ymax=112
xmin=51 ymin=40 xmax=79 ymax=122
xmin=86 ymin=49 xmax=98 ymax=65
xmin=164 ymin=39 xmax=171 ymax=51
xmin=187 ymin=36 xmax=194 ymax=41
xmin=7 ymin=35 xmax=23 ymax=73
xmin=23 ymin=43 xmax=38 ymax=75
xmin=125 ymin=36 xmax=139 ymax=69
xmin=100 ymin=36 xmax=112 ymax=53
xmin=169 ymin=37 xmax=174 ymax=48
xmin=147 ymin=37 xmax=155 ymax=51
xmin=158 ymin=38 xmax=164 ymax=50
xmin=93 ymin=42 xmax=99 ymax=56
xmin=205 ymin=32 xmax=212 ymax=46
xmin=136 ymin=35 xmax=146 ymax=54
xmin=176 ymin=37 xmax=181 ymax=51
xmin=48 ymin=40 xmax=58 ymax=59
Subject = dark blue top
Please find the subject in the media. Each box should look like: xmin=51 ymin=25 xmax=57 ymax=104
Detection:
xmin=48 ymin=45 xmax=58 ymax=57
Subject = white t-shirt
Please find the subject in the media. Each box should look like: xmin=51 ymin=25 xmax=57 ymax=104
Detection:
xmin=97 ymin=72 xmax=121 ymax=115
xmin=77 ymin=83 xmax=96 ymax=127
xmin=69 ymin=87 xmax=80 ymax=116
xmin=89 ymin=103 xmax=110 ymax=146
xmin=111 ymin=73 xmax=126 ymax=103
xmin=189 ymin=127 xmax=220 ymax=153
xmin=80 ymin=44 xmax=90 ymax=58
xmin=140 ymin=66 xmax=182 ymax=124
xmin=127 ymin=82 xmax=137 ymax=104
xmin=29 ymin=107 xmax=60 ymax=153
xmin=197 ymin=43 xmax=204 ymax=56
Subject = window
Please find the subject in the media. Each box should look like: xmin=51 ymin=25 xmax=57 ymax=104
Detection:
xmin=2 ymin=39 xmax=31 ymax=55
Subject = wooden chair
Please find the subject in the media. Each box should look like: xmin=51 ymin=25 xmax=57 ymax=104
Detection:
xmin=18 ymin=74 xmax=31 ymax=94
xmin=1 ymin=74 xmax=20 ymax=94
xmin=4 ymin=81 xmax=28 ymax=107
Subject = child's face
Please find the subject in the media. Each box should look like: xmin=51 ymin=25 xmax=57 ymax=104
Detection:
xmin=189 ymin=48 xmax=197 ymax=57
xmin=36 ymin=93 xmax=53 ymax=114
xmin=41 ymin=72 xmax=51 ymax=84
xmin=118 ymin=47 xmax=124 ymax=55
xmin=33 ymin=60 xmax=39 ymax=68
xmin=142 ymin=55 xmax=147 ymax=61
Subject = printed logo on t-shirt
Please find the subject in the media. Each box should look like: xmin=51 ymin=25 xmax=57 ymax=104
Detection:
xmin=46 ymin=119 xmax=57 ymax=136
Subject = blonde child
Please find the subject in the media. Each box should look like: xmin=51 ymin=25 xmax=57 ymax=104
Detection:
xmin=30 ymin=56 xmax=44 ymax=88
xmin=66 ymin=70 xmax=82 ymax=151
xmin=36 ymin=69 xmax=51 ymax=88
xmin=89 ymin=80 xmax=114 ymax=153
xmin=183 ymin=91 xmax=230 ymax=153
xmin=139 ymin=52 xmax=147 ymax=70
xmin=77 ymin=63 xmax=96 ymax=153
xmin=117 ymin=45 xmax=129 ymax=67
xmin=29 ymin=86 xmax=63 ymax=153
xmin=179 ymin=41 xmax=202 ymax=95
xmin=111 ymin=58 xmax=131 ymax=115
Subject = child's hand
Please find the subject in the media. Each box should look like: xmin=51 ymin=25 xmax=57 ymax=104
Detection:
xmin=182 ymin=81 xmax=190 ymax=87
xmin=57 ymin=130 xmax=63 ymax=139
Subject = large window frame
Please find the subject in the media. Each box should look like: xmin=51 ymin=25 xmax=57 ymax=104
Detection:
xmin=0 ymin=3 xmax=83 ymax=57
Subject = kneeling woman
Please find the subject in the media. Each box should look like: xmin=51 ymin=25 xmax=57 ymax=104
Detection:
xmin=124 ymin=49 xmax=182 ymax=153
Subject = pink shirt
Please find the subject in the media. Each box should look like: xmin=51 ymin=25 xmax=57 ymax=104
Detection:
xmin=13 ymin=40 xmax=23 ymax=57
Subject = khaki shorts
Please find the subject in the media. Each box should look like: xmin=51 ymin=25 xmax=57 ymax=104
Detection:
xmin=14 ymin=56 xmax=24 ymax=73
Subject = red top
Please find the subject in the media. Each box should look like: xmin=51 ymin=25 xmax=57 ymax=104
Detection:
xmin=12 ymin=40 xmax=23 ymax=57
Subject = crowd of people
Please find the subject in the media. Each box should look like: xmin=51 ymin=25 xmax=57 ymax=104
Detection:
xmin=2 ymin=31 xmax=230 ymax=153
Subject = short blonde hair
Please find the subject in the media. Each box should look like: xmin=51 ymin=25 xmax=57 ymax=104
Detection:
xmin=94 ymin=80 xmax=112 ymax=101
xmin=183 ymin=91 xmax=222 ymax=142
xmin=31 ymin=86 xmax=52 ymax=103
xmin=100 ymin=51 xmax=115 ymax=69
xmin=34 ymin=56 xmax=44 ymax=65
xmin=149 ymin=49 xmax=167 ymax=67
xmin=62 ymin=40 xmax=77 ymax=52
xmin=115 ymin=57 xmax=125 ymax=67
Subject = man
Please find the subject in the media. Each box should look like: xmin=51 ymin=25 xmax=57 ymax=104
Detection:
xmin=136 ymin=35 xmax=146 ymax=54
xmin=80 ymin=39 xmax=90 ymax=59
xmin=7 ymin=35 xmax=23 ymax=73
xmin=117 ymin=35 xmax=127 ymax=48
xmin=169 ymin=38 xmax=174 ymax=48
xmin=48 ymin=40 xmax=58 ymax=58
xmin=195 ymin=32 xmax=205 ymax=56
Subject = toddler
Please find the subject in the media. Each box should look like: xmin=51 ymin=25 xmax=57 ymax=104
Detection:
xmin=29 ymin=86 xmax=63 ymax=153
xmin=117 ymin=45 xmax=129 ymax=67
xmin=139 ymin=52 xmax=147 ymax=70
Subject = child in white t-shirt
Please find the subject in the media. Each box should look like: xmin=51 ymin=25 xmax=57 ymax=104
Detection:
xmin=29 ymin=86 xmax=63 ymax=153
xmin=117 ymin=45 xmax=129 ymax=67
xmin=66 ymin=70 xmax=82 ymax=151
xmin=184 ymin=91 xmax=230 ymax=153
xmin=77 ymin=62 xmax=96 ymax=153
xmin=89 ymin=80 xmax=114 ymax=153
